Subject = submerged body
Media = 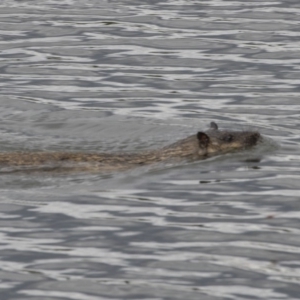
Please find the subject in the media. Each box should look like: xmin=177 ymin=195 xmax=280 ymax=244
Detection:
xmin=0 ymin=122 xmax=260 ymax=172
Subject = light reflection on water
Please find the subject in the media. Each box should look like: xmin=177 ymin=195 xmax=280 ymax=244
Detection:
xmin=0 ymin=0 xmax=300 ymax=299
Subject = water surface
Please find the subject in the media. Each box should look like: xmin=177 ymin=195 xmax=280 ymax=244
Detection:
xmin=0 ymin=0 xmax=300 ymax=299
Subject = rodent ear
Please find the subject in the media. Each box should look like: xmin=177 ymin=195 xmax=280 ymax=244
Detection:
xmin=197 ymin=132 xmax=209 ymax=146
xmin=210 ymin=122 xmax=218 ymax=130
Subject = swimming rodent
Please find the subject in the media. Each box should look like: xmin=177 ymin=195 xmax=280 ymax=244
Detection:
xmin=0 ymin=122 xmax=260 ymax=173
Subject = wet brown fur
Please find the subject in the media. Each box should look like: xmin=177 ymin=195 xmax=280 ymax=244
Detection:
xmin=0 ymin=122 xmax=260 ymax=173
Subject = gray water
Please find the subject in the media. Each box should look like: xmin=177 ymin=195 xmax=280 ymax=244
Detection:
xmin=0 ymin=0 xmax=300 ymax=299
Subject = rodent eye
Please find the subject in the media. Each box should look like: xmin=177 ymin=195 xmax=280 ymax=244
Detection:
xmin=224 ymin=134 xmax=233 ymax=142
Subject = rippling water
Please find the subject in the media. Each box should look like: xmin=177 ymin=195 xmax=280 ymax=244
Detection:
xmin=1 ymin=0 xmax=300 ymax=299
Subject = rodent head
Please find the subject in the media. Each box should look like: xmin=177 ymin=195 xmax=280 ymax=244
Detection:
xmin=197 ymin=122 xmax=260 ymax=156
xmin=161 ymin=122 xmax=260 ymax=160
